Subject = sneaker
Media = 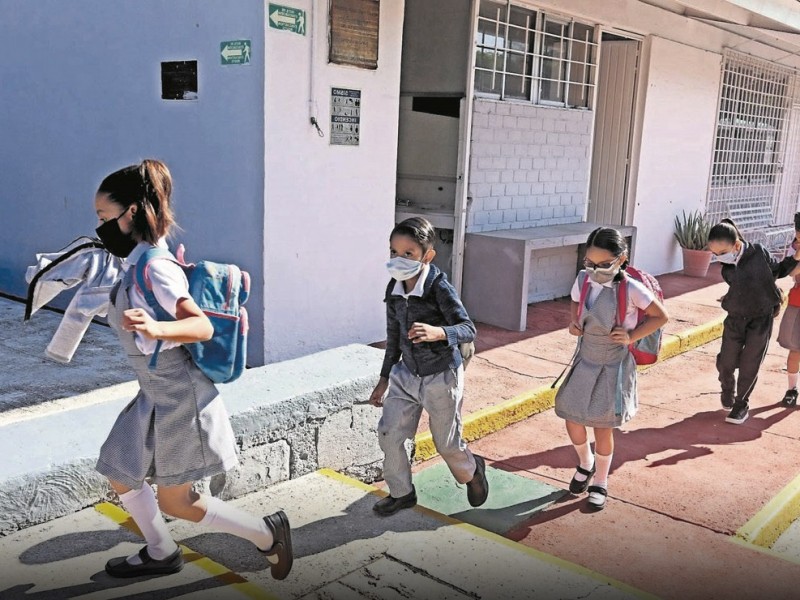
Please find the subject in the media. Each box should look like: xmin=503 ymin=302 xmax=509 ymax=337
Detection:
xmin=782 ymin=389 xmax=798 ymax=407
xmin=726 ymin=404 xmax=749 ymax=424
xmin=721 ymin=393 xmax=735 ymax=409
xmin=373 ymin=486 xmax=417 ymax=516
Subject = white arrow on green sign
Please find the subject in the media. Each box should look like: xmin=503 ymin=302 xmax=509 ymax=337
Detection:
xmin=268 ymin=3 xmax=306 ymax=35
xmin=220 ymin=40 xmax=251 ymax=65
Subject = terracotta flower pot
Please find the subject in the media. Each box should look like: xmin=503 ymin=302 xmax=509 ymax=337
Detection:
xmin=681 ymin=248 xmax=712 ymax=278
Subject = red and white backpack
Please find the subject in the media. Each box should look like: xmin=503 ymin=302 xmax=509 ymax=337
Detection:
xmin=577 ymin=266 xmax=664 ymax=365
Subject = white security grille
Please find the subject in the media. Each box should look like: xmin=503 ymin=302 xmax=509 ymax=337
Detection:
xmin=707 ymin=50 xmax=800 ymax=250
xmin=474 ymin=0 xmax=598 ymax=109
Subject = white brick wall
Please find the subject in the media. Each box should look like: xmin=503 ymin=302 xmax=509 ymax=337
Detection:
xmin=527 ymin=246 xmax=579 ymax=303
xmin=467 ymin=98 xmax=592 ymax=233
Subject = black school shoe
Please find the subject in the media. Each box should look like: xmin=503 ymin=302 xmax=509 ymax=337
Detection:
xmin=569 ymin=464 xmax=596 ymax=494
xmin=726 ymin=404 xmax=749 ymax=424
xmin=373 ymin=486 xmax=417 ymax=516
xmin=261 ymin=510 xmax=293 ymax=580
xmin=782 ymin=389 xmax=798 ymax=407
xmin=586 ymin=486 xmax=608 ymax=511
xmin=105 ymin=546 xmax=183 ymax=578
xmin=467 ymin=455 xmax=490 ymax=507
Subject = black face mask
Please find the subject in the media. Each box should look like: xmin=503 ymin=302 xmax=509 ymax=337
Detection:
xmin=96 ymin=209 xmax=137 ymax=258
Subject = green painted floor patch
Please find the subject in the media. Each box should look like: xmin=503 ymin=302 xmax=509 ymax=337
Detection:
xmin=413 ymin=463 xmax=566 ymax=535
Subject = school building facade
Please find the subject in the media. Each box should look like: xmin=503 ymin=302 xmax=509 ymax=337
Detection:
xmin=1 ymin=0 xmax=799 ymax=363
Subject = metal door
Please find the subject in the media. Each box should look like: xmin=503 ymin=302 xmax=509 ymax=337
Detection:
xmin=587 ymin=39 xmax=639 ymax=225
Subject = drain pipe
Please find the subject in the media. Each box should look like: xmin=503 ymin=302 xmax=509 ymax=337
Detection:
xmin=308 ymin=0 xmax=323 ymax=136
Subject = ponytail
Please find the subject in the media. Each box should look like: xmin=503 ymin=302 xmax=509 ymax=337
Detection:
xmin=709 ymin=219 xmax=744 ymax=245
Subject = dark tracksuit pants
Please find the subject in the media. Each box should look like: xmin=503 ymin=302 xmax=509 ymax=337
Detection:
xmin=717 ymin=313 xmax=774 ymax=408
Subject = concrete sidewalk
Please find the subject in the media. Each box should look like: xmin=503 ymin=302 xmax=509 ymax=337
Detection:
xmin=0 ymin=470 xmax=646 ymax=600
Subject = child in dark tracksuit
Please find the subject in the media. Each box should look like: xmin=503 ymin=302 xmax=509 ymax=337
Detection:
xmin=708 ymin=219 xmax=800 ymax=425
xmin=369 ymin=217 xmax=488 ymax=516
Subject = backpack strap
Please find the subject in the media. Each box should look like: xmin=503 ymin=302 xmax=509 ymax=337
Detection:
xmin=575 ymin=271 xmax=591 ymax=322
xmin=134 ymin=247 xmax=177 ymax=370
xmin=616 ymin=272 xmax=628 ymax=329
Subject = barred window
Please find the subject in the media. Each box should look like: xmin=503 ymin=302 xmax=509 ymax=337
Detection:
xmin=475 ymin=1 xmax=597 ymax=109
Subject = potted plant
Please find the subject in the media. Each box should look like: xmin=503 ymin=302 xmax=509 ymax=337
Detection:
xmin=674 ymin=210 xmax=713 ymax=277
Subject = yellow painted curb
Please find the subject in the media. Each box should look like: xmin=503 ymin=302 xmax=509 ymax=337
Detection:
xmin=414 ymin=316 xmax=725 ymax=461
xmin=735 ymin=471 xmax=800 ymax=548
xmin=317 ymin=468 xmax=656 ymax=600
xmin=95 ymin=502 xmax=279 ymax=600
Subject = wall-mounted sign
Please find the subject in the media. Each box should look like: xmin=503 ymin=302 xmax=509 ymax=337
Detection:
xmin=161 ymin=61 xmax=198 ymax=100
xmin=329 ymin=0 xmax=379 ymax=70
xmin=268 ymin=3 xmax=306 ymax=35
xmin=331 ymin=87 xmax=361 ymax=146
xmin=220 ymin=40 xmax=251 ymax=65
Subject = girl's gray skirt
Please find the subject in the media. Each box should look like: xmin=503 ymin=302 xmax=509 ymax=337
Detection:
xmin=778 ymin=305 xmax=800 ymax=351
xmin=96 ymin=346 xmax=239 ymax=489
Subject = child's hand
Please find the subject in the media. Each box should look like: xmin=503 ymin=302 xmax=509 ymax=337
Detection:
xmin=568 ymin=321 xmax=583 ymax=336
xmin=610 ymin=327 xmax=631 ymax=345
xmin=122 ymin=308 xmax=163 ymax=340
xmin=408 ymin=322 xmax=446 ymax=343
xmin=369 ymin=378 xmax=389 ymax=407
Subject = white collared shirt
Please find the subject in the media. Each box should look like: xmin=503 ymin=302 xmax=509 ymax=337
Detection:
xmin=121 ymin=240 xmax=190 ymax=355
xmin=392 ymin=264 xmax=430 ymax=298
xmin=570 ymin=272 xmax=655 ymax=330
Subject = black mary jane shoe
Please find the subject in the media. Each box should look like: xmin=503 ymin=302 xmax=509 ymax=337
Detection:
xmin=373 ymin=487 xmax=418 ymax=516
xmin=568 ymin=464 xmax=596 ymax=494
xmin=105 ymin=546 xmax=183 ymax=578
xmin=782 ymin=389 xmax=798 ymax=407
xmin=467 ymin=455 xmax=490 ymax=507
xmin=586 ymin=485 xmax=608 ymax=511
xmin=261 ymin=510 xmax=293 ymax=580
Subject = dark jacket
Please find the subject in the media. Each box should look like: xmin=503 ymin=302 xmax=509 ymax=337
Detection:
xmin=720 ymin=242 xmax=797 ymax=317
xmin=380 ymin=264 xmax=476 ymax=378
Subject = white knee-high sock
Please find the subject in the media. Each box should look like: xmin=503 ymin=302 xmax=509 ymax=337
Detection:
xmin=119 ymin=485 xmax=178 ymax=563
xmin=572 ymin=441 xmax=595 ymax=482
xmin=788 ymin=371 xmax=798 ymax=390
xmin=199 ymin=496 xmax=274 ymax=551
xmin=594 ymin=453 xmax=613 ymax=489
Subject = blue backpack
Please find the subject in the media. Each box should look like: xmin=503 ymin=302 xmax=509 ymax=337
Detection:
xmin=134 ymin=244 xmax=250 ymax=383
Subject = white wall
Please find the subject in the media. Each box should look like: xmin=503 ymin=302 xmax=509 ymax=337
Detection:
xmin=0 ymin=0 xmax=267 ymax=362
xmin=632 ymin=36 xmax=721 ymax=275
xmin=263 ymin=0 xmax=405 ymax=363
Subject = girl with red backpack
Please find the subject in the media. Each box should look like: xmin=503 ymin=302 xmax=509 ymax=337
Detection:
xmin=556 ymin=227 xmax=668 ymax=510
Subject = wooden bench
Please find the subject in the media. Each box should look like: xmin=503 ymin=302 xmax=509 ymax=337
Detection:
xmin=461 ymin=223 xmax=637 ymax=331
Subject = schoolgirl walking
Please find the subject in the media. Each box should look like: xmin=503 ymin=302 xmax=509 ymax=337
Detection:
xmin=555 ymin=228 xmax=668 ymax=510
xmin=93 ymin=160 xmax=292 ymax=579
xmin=709 ymin=219 xmax=800 ymax=424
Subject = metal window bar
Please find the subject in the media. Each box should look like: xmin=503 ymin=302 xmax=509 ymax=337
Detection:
xmin=473 ymin=0 xmax=597 ymax=109
xmin=706 ymin=51 xmax=800 ymax=251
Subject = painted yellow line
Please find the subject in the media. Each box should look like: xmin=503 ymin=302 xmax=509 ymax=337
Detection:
xmin=318 ymin=469 xmax=656 ymax=600
xmin=414 ymin=317 xmax=725 ymax=461
xmin=735 ymin=471 xmax=800 ymax=548
xmin=95 ymin=502 xmax=279 ymax=600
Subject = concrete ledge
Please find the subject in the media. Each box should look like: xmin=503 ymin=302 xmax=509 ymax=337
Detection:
xmin=736 ymin=471 xmax=800 ymax=548
xmin=0 ymin=344 xmax=383 ymax=535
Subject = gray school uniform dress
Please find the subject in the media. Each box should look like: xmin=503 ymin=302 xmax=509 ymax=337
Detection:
xmin=95 ymin=270 xmax=238 ymax=489
xmin=555 ymin=281 xmax=638 ymax=428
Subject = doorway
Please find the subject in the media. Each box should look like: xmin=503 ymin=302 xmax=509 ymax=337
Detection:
xmin=587 ymin=33 xmax=641 ymax=226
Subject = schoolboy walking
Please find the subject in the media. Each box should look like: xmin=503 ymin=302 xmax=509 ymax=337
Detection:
xmin=369 ymin=217 xmax=489 ymax=515
xmin=556 ymin=228 xmax=668 ymax=510
xmin=93 ymin=160 xmax=292 ymax=579
xmin=708 ymin=218 xmax=800 ymax=424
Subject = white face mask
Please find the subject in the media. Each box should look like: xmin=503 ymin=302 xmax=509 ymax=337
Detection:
xmin=587 ymin=264 xmax=621 ymax=285
xmin=715 ymin=243 xmax=742 ymax=264
xmin=386 ymin=256 xmax=424 ymax=281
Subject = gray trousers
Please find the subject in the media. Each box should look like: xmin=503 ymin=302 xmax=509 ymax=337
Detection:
xmin=717 ymin=313 xmax=773 ymax=408
xmin=378 ymin=362 xmax=477 ymax=497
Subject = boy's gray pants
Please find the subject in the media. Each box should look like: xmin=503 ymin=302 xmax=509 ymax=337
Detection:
xmin=378 ymin=361 xmax=477 ymax=498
